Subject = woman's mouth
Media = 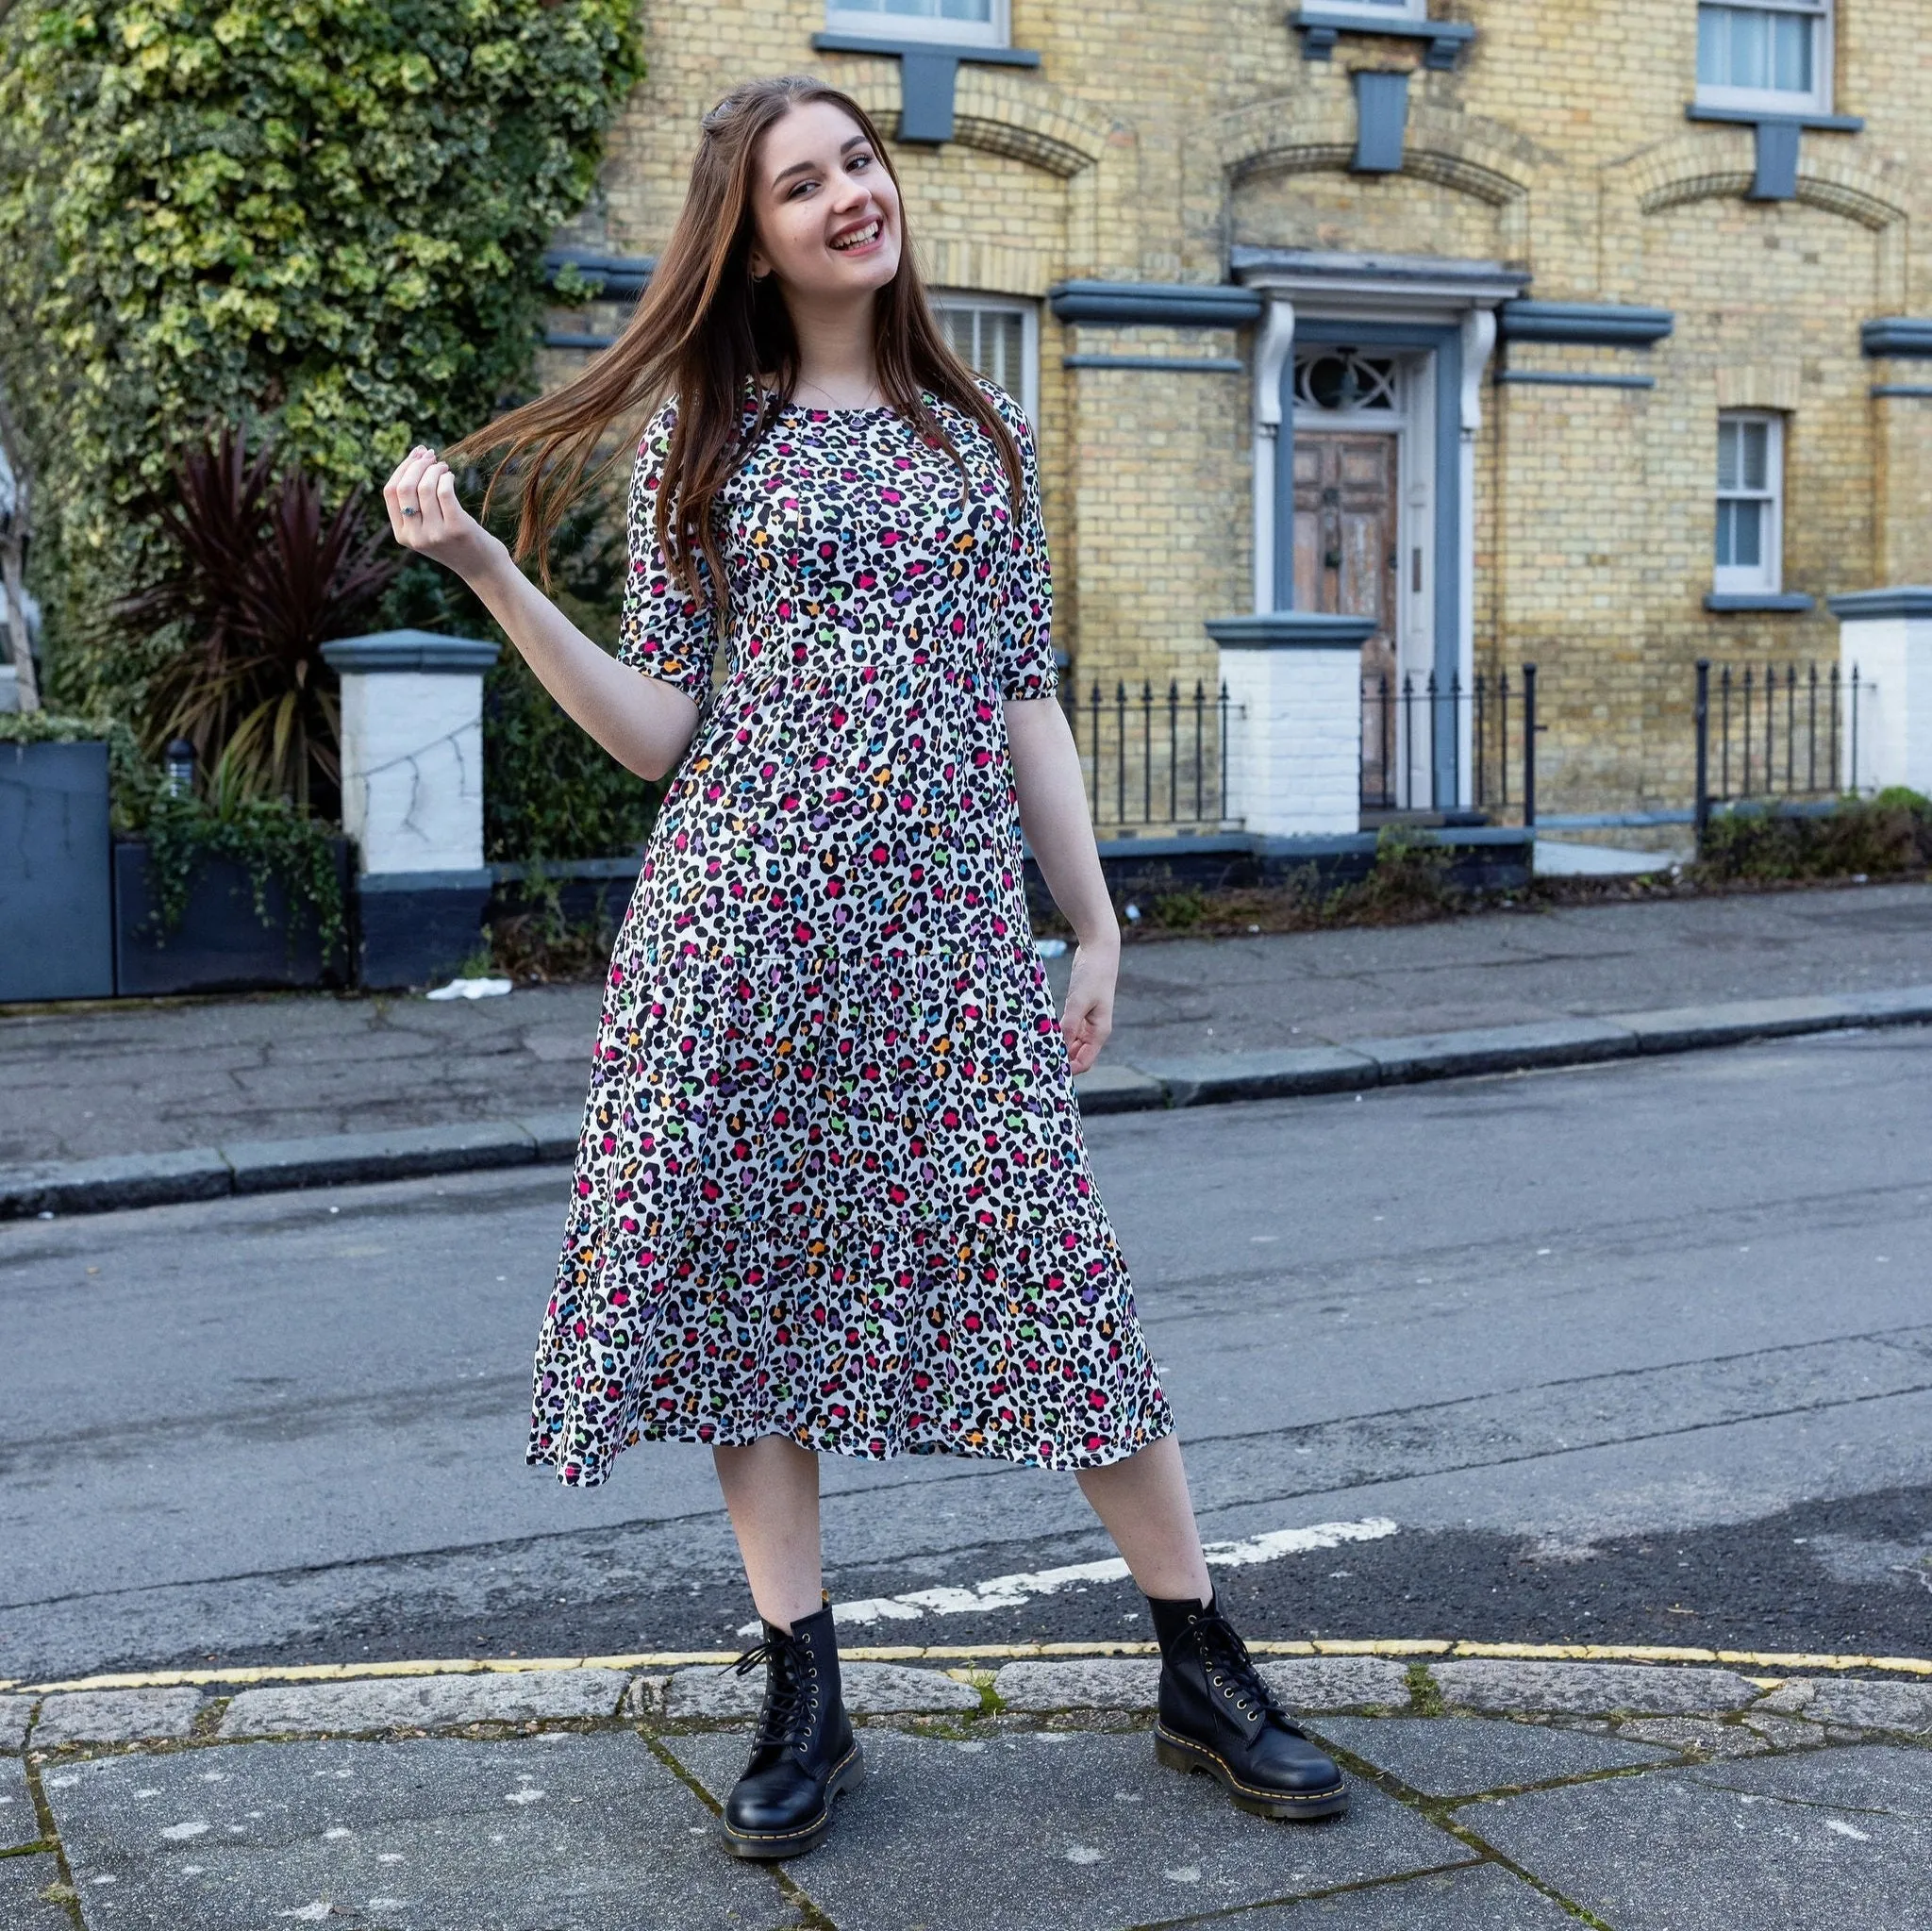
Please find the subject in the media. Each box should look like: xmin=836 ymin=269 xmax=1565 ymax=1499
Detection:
xmin=830 ymin=218 xmax=882 ymax=254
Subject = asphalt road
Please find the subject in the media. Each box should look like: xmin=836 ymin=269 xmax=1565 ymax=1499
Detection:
xmin=4 ymin=1027 xmax=1930 ymax=1684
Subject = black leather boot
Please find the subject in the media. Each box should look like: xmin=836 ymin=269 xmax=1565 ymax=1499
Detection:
xmin=1147 ymin=1592 xmax=1348 ymax=1820
xmin=721 ymin=1601 xmax=863 ymax=1859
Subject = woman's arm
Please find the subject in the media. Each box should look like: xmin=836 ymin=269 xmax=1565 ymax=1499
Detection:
xmin=1005 ymin=693 xmax=1121 ymax=1075
xmin=383 ymin=446 xmax=701 ymax=783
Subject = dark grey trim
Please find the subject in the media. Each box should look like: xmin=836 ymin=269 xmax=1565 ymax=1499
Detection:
xmin=1049 ymin=280 xmax=1263 ymax=325
xmin=1291 ymin=8 xmax=1474 ymax=69
xmin=544 ymin=331 xmax=617 ymax=351
xmin=1353 ymin=70 xmax=1408 ymax=175
xmin=542 ymin=250 xmax=654 ymax=300
xmin=809 ymin=32 xmax=1040 ymax=142
xmin=358 ymin=868 xmax=495 ymax=893
xmin=1230 ymin=245 xmax=1527 ymax=296
xmin=1828 ymin=587 xmax=1932 ymax=621
xmin=1499 ymin=300 xmax=1674 ymax=347
xmin=1496 ymin=371 xmax=1657 ymax=391
xmin=1704 ymin=592 xmax=1816 ymax=613
xmin=1062 ymin=354 xmax=1244 ymax=373
xmin=1685 ymin=103 xmax=1864 ymax=133
xmin=1750 ymin=119 xmax=1801 ymax=201
xmin=1873 ymin=383 xmax=1932 ymax=398
xmin=1861 ymin=318 xmax=1932 ymax=358
xmin=320 ymin=630 xmax=501 ymax=674
xmin=1205 ymin=612 xmax=1378 ymax=650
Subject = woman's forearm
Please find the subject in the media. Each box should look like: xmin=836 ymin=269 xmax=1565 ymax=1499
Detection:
xmin=465 ymin=552 xmax=702 ymax=783
xmin=1004 ymin=695 xmax=1120 ymax=951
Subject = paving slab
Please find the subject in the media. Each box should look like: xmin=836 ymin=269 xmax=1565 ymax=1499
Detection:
xmin=0 ymin=1853 xmax=73 ymax=1929
xmin=991 ymin=1659 xmax=1159 ymax=1711
xmin=1429 ymin=1660 xmax=1757 ymax=1716
xmin=33 ymin=1688 xmax=203 ymax=1746
xmin=0 ymin=1145 xmax=232 ymax=1219
xmin=1200 ymin=1858 xmax=1579 ymax=1927
xmin=0 ymin=1751 xmax=41 ymax=1849
xmin=1306 ymin=1716 xmax=1676 ymax=1798
xmin=1070 ymin=1061 xmax=1168 ymax=1113
xmin=1352 ymin=1017 xmax=1637 ymax=1084
xmin=1262 ymin=1659 xmax=1413 ymax=1712
xmin=1134 ymin=1046 xmax=1376 ymax=1107
xmin=664 ymin=1726 xmax=1470 ymax=1931
xmin=223 ymin=1121 xmax=538 ymax=1193
xmin=1610 ymin=991 xmax=1876 ymax=1053
xmin=0 ymin=1694 xmax=32 ymax=1751
xmin=1470 ymin=1744 xmax=1932 ymax=1931
xmin=41 ymin=1732 xmax=791 ymax=1931
xmin=664 ymin=1660 xmax=979 ymax=1718
xmin=218 ymin=1669 xmax=633 ymax=1737
xmin=1775 ymin=1676 xmax=1932 ymax=1734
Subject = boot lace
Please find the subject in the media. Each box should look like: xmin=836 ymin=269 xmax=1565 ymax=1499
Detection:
xmin=1189 ymin=1610 xmax=1304 ymax=1733
xmin=733 ymin=1627 xmax=817 ymax=1752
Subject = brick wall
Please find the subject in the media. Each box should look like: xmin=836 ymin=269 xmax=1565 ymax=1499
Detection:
xmin=551 ymin=0 xmax=1932 ymax=820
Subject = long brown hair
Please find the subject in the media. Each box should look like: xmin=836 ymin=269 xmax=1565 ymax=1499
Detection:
xmin=446 ymin=75 xmax=1024 ymax=617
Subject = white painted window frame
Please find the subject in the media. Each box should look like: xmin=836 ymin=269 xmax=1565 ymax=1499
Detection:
xmin=824 ymin=0 xmax=1008 ymax=49
xmin=1694 ymin=0 xmax=1832 ymax=116
xmin=1714 ymin=409 xmax=1785 ymax=595
xmin=931 ymin=290 xmax=1038 ymax=424
xmin=1310 ymin=0 xmax=1429 ymax=21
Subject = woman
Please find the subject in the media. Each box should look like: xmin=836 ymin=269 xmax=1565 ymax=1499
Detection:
xmin=383 ymin=74 xmax=1344 ymax=1858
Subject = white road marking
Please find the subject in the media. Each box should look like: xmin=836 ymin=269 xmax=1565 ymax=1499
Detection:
xmin=735 ymin=1518 xmax=1401 ymax=1636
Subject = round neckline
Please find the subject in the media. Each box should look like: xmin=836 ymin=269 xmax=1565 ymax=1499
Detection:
xmin=758 ymin=383 xmax=925 ymax=418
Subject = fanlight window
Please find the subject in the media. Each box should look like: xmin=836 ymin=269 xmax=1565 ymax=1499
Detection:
xmin=1293 ymin=350 xmax=1399 ymax=414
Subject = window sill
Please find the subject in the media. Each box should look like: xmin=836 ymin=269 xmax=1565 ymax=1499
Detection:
xmin=811 ymin=31 xmax=1039 ymax=67
xmin=1705 ymin=592 xmax=1816 ymax=613
xmin=1686 ymin=102 xmax=1864 ymax=133
xmin=1290 ymin=8 xmax=1475 ymax=70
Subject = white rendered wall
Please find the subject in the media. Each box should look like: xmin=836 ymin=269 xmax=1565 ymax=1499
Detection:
xmin=336 ymin=670 xmax=487 ymax=874
xmin=1838 ymin=614 xmax=1930 ymax=795
xmin=1220 ymin=645 xmax=1360 ymax=836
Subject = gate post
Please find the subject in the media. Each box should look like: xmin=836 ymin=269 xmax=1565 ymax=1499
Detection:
xmin=1520 ymin=661 xmax=1538 ymax=830
xmin=1693 ymin=658 xmax=1711 ymax=848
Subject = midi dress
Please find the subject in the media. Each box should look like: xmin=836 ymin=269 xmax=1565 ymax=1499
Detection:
xmin=528 ymin=376 xmax=1174 ymax=1488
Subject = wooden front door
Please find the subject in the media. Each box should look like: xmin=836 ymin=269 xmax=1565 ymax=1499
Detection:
xmin=1292 ymin=433 xmax=1399 ymax=804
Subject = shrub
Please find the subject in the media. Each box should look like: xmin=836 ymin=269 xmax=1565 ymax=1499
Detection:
xmin=0 ymin=0 xmax=642 ymax=711
xmin=119 ymin=426 xmax=399 ymax=812
xmin=1696 ymin=791 xmax=1932 ymax=882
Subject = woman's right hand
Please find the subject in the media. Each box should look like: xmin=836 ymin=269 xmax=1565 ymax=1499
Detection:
xmin=382 ymin=447 xmax=509 ymax=583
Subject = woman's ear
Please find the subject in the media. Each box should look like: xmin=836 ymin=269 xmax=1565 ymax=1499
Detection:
xmin=747 ymin=244 xmax=770 ymax=281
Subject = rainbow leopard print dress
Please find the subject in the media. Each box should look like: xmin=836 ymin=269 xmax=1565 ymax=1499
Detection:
xmin=528 ymin=379 xmax=1174 ymax=1487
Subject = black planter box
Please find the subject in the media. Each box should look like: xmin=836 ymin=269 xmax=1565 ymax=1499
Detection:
xmin=0 ymin=740 xmax=114 ymax=1002
xmin=114 ymin=839 xmax=351 ymax=996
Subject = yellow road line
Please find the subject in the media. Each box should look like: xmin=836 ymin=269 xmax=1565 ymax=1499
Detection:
xmin=8 ymin=1636 xmax=1929 ymax=1697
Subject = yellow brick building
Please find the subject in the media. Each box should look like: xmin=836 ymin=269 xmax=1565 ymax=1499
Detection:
xmin=545 ymin=0 xmax=1932 ymax=833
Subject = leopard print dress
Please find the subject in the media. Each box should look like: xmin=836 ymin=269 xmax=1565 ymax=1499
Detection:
xmin=528 ymin=378 xmax=1174 ymax=1487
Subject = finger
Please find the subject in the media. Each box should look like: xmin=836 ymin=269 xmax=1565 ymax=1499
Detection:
xmin=383 ymin=448 xmax=432 ymax=541
xmin=393 ymin=447 xmax=437 ymax=527
xmin=415 ymin=461 xmax=455 ymax=535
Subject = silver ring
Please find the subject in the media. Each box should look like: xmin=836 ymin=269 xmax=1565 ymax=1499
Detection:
xmin=401 ymin=506 xmax=421 ymax=518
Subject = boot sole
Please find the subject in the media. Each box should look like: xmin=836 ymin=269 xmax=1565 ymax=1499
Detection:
xmin=1155 ymin=1725 xmax=1349 ymax=1822
xmin=721 ymin=1742 xmax=866 ymax=1860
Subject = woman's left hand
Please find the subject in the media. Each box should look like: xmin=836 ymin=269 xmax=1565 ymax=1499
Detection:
xmin=1061 ymin=937 xmax=1118 ymax=1075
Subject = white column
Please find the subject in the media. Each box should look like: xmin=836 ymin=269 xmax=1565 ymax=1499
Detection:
xmin=1252 ymin=298 xmax=1296 ymax=613
xmin=1457 ymin=308 xmax=1497 ymax=809
xmin=320 ymin=630 xmax=500 ymax=874
xmin=1828 ymin=588 xmax=1932 ymax=794
xmin=1208 ymin=615 xmax=1374 ymax=836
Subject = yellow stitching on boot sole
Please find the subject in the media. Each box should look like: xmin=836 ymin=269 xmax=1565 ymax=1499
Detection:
xmin=1154 ymin=1723 xmax=1345 ymax=1805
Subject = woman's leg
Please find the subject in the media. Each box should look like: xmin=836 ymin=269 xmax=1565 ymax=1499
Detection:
xmin=712 ymin=1435 xmax=824 ymax=1629
xmin=1075 ymin=1433 xmax=1212 ymax=1603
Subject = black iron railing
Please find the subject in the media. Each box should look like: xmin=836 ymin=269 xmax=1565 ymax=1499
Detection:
xmin=1693 ymin=658 xmax=1869 ymax=837
xmin=1062 ymin=678 xmax=1231 ymax=835
xmin=1361 ymin=665 xmax=1540 ymax=821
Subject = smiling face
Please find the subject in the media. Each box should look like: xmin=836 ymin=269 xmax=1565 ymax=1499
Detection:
xmin=746 ymin=99 xmax=903 ymax=310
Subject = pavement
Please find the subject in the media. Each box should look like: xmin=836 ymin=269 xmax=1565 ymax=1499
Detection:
xmin=4 ymin=1653 xmax=1930 ymax=1929
xmin=2 ymin=879 xmax=1930 ymax=1214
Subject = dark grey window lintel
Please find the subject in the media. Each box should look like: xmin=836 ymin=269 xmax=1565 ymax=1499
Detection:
xmin=809 ymin=33 xmax=1041 ymax=144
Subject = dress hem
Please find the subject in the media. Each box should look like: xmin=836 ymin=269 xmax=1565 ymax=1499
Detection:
xmin=528 ymin=1400 xmax=1176 ymax=1490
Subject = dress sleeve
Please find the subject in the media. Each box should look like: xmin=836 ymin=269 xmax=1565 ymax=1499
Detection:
xmin=994 ymin=400 xmax=1058 ymax=703
xmin=616 ymin=400 xmax=717 ymax=705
